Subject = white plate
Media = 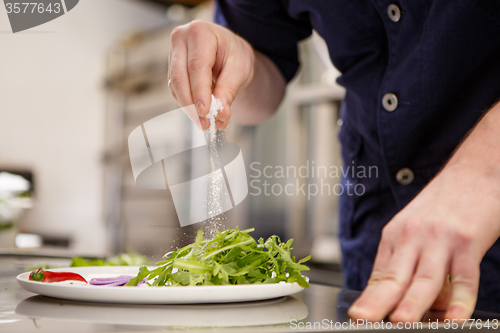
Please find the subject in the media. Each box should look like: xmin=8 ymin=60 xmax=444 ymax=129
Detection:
xmin=16 ymin=294 xmax=308 ymax=327
xmin=17 ymin=266 xmax=305 ymax=304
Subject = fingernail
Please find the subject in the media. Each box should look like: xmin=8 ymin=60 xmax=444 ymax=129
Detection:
xmin=349 ymin=305 xmax=372 ymax=320
xmin=348 ymin=305 xmax=361 ymax=317
xmin=445 ymin=304 xmax=468 ymax=319
xmin=196 ymin=101 xmax=205 ymax=116
xmin=200 ymin=117 xmax=209 ymax=131
xmin=216 ymin=120 xmax=224 ymax=130
xmin=390 ymin=311 xmax=411 ymax=323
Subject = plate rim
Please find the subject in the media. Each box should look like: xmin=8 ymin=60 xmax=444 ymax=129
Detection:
xmin=16 ymin=266 xmax=306 ymax=304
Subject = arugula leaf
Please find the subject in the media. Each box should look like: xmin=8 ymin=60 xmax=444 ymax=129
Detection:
xmin=70 ymin=249 xmax=149 ymax=267
xmin=127 ymin=228 xmax=310 ymax=288
xmin=125 ymin=265 xmax=151 ymax=286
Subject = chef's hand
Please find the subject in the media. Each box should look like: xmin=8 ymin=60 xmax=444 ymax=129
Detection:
xmin=168 ymin=20 xmax=255 ymax=130
xmin=348 ymin=105 xmax=500 ymax=322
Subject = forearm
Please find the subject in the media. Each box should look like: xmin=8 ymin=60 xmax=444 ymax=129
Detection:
xmin=439 ymin=100 xmax=500 ymax=250
xmin=230 ymin=50 xmax=286 ymax=126
xmin=445 ymin=101 xmax=500 ymax=197
xmin=447 ymin=101 xmax=500 ymax=172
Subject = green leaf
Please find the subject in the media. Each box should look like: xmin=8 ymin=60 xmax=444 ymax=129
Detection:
xmin=125 ymin=228 xmax=311 ymax=288
xmin=70 ymin=257 xmax=89 ymax=267
xmin=202 ymin=239 xmax=255 ymax=261
xmin=172 ymin=271 xmax=190 ymax=285
xmin=213 ymin=262 xmax=221 ymax=276
xmin=248 ymin=269 xmax=267 ymax=280
xmin=221 ymin=246 xmax=242 ymax=263
xmin=220 ymin=263 xmax=237 ymax=276
xmin=237 ymin=253 xmax=266 ymax=267
xmin=295 ymin=274 xmax=310 ymax=288
xmin=263 ymin=277 xmax=277 ymax=284
xmin=173 ymin=258 xmax=211 ymax=274
xmin=236 ymin=276 xmax=249 ymax=284
xmin=190 ymin=229 xmax=204 ymax=257
xmin=297 ymin=255 xmax=311 ymax=264
xmin=125 ymin=265 xmax=150 ymax=286
xmin=234 ymin=256 xmax=267 ymax=276
xmin=88 ymin=259 xmax=106 ymax=266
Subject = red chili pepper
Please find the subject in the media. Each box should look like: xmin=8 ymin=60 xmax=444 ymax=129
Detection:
xmin=29 ymin=269 xmax=87 ymax=283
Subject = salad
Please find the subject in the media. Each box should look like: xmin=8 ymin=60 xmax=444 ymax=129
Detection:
xmin=125 ymin=228 xmax=311 ymax=288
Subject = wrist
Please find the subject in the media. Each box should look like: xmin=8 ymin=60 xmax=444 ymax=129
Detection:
xmin=231 ymin=50 xmax=286 ymax=125
xmin=446 ymin=102 xmax=500 ymax=176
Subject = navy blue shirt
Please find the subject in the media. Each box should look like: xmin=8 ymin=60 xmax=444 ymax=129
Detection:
xmin=216 ymin=0 xmax=500 ymax=311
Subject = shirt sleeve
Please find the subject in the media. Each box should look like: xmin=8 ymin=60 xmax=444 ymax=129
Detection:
xmin=215 ymin=0 xmax=312 ymax=82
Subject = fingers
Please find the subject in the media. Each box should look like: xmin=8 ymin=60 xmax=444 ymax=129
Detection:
xmin=186 ymin=21 xmax=217 ymax=118
xmin=389 ymin=245 xmax=449 ymax=322
xmin=352 ymin=239 xmax=478 ymax=323
xmin=169 ymin=22 xmax=238 ymax=131
xmin=214 ymin=104 xmax=231 ymax=130
xmin=169 ymin=27 xmax=194 ymax=108
xmin=169 ymin=22 xmax=216 ymax=131
xmin=168 ymin=50 xmax=176 ymax=100
xmin=349 ymin=231 xmax=419 ymax=322
xmin=212 ymin=78 xmax=235 ymax=130
xmin=169 ymin=21 xmax=255 ymax=131
xmin=212 ymin=41 xmax=254 ymax=130
xmin=199 ymin=117 xmax=210 ymax=131
xmin=215 ymin=119 xmax=227 ymax=130
xmin=444 ymin=252 xmax=480 ymax=320
xmin=431 ymin=275 xmax=452 ymax=311
xmin=371 ymin=230 xmax=393 ymax=270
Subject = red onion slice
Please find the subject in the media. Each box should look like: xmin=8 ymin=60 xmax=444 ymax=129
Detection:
xmin=89 ymin=275 xmax=147 ymax=287
xmin=89 ymin=275 xmax=133 ymax=286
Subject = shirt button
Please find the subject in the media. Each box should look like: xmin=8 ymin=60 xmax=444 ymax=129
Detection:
xmin=382 ymin=93 xmax=398 ymax=112
xmin=387 ymin=4 xmax=401 ymax=22
xmin=396 ymin=168 xmax=414 ymax=185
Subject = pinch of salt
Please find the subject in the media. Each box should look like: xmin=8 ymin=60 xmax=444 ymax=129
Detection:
xmin=207 ymin=95 xmax=223 ymax=141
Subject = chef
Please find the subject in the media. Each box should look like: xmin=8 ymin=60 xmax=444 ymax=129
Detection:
xmin=167 ymin=0 xmax=500 ymax=322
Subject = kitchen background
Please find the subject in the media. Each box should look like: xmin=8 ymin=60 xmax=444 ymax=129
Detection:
xmin=0 ymin=0 xmax=345 ymax=285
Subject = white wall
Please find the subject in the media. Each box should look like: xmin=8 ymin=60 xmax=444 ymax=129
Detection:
xmin=0 ymin=0 xmax=169 ymax=255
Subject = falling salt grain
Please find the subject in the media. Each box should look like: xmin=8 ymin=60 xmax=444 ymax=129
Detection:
xmin=205 ymin=95 xmax=227 ymax=238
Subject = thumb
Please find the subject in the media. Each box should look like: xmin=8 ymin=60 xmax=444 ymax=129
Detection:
xmin=212 ymin=50 xmax=254 ymax=129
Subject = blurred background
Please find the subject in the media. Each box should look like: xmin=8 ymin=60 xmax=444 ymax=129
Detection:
xmin=0 ymin=0 xmax=345 ymax=285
